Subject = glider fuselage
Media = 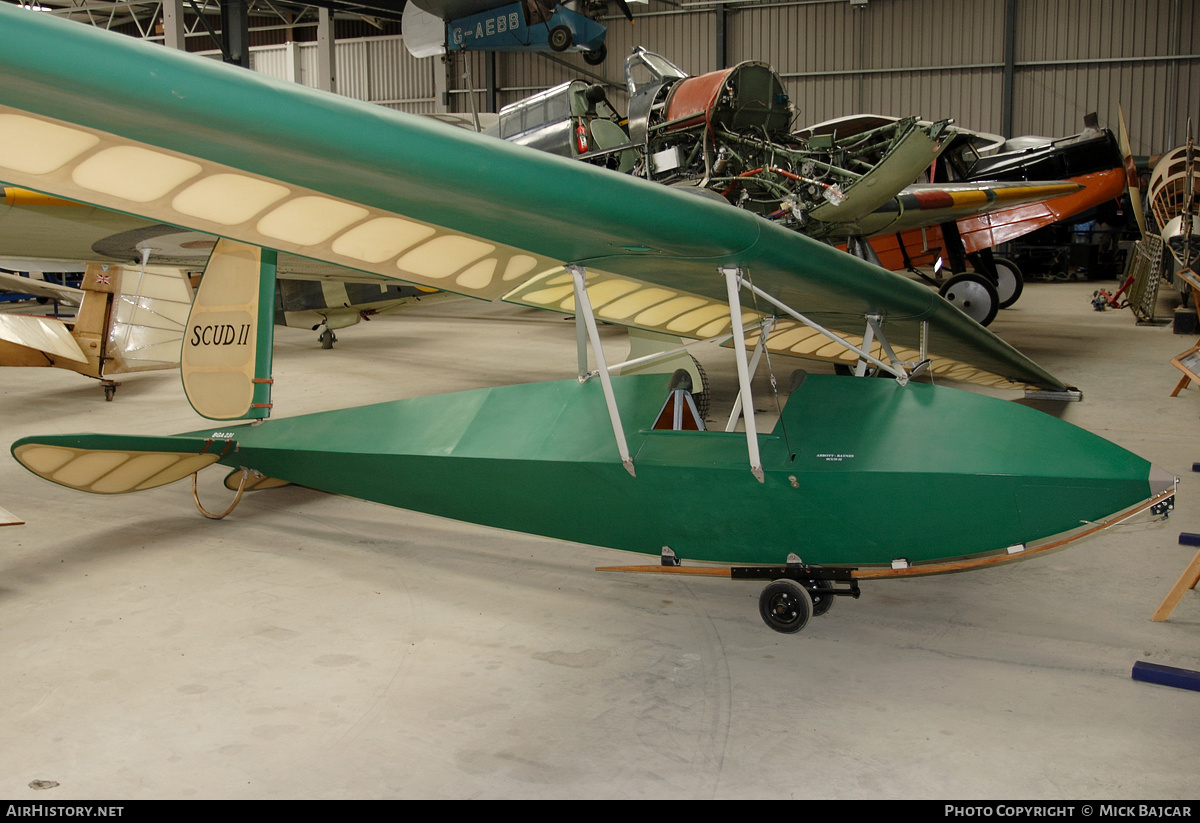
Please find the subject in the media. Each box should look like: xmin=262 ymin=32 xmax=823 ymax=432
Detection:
xmin=14 ymin=373 xmax=1165 ymax=569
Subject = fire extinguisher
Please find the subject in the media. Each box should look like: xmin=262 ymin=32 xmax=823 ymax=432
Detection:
xmin=575 ymin=122 xmax=589 ymax=154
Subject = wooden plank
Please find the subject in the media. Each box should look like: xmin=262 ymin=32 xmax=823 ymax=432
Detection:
xmin=854 ymin=486 xmax=1177 ymax=579
xmin=1152 ymin=547 xmax=1200 ymax=622
xmin=1169 ymin=341 xmax=1200 ymax=397
xmin=598 ymin=486 xmax=1177 ymax=582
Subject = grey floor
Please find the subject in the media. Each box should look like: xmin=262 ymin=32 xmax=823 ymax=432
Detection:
xmin=2 ymin=278 xmax=1198 ymax=799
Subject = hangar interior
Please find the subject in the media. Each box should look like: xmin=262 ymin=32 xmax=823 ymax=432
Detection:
xmin=1 ymin=0 xmax=1199 ymax=800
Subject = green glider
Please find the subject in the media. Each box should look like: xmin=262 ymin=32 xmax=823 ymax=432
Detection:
xmin=0 ymin=8 xmax=1175 ymax=632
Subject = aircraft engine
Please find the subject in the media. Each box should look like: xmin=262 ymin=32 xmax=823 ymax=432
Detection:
xmin=623 ymin=51 xmax=953 ymax=236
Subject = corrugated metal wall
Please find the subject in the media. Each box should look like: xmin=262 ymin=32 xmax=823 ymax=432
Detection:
xmin=247 ymin=35 xmax=441 ymax=112
xmin=240 ymin=0 xmax=1195 ymax=155
xmin=721 ymin=0 xmax=1007 ymax=132
xmin=1012 ymin=0 xmax=1197 ymax=152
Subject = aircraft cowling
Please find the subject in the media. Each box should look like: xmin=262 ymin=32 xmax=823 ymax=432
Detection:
xmin=659 ymin=63 xmax=791 ymax=137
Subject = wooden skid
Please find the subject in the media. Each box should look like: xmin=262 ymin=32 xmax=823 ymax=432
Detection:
xmin=598 ymin=486 xmax=1176 ymax=580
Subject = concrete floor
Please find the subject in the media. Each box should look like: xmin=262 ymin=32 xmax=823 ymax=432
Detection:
xmin=1 ymin=278 xmax=1198 ymax=799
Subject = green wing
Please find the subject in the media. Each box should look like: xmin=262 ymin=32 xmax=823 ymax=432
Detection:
xmin=0 ymin=6 xmax=1065 ymax=391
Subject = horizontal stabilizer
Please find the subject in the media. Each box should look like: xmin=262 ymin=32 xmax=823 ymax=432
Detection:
xmin=13 ymin=437 xmax=220 ymax=494
xmin=0 ymin=313 xmax=87 ymax=363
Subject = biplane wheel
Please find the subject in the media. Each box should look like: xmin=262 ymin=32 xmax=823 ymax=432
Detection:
xmin=583 ymin=44 xmax=607 ymax=65
xmin=548 ymin=25 xmax=572 ymax=52
xmin=806 ymin=580 xmax=835 ymax=617
xmin=758 ymin=580 xmax=813 ymax=634
xmin=103 ymin=384 xmax=116 ymax=401
xmin=991 ymin=257 xmax=1024 ymax=309
xmin=318 ymin=329 xmax=337 ymax=349
xmin=939 ymin=273 xmax=998 ymax=326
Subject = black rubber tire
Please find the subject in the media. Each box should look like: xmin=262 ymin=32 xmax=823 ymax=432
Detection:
xmin=992 ymin=257 xmax=1025 ymax=310
xmin=548 ymin=25 xmax=572 ymax=52
xmin=806 ymin=580 xmax=836 ymax=617
xmin=759 ymin=580 xmax=813 ymax=634
xmin=940 ymin=273 xmax=999 ymax=326
xmin=583 ymin=44 xmax=607 ymax=65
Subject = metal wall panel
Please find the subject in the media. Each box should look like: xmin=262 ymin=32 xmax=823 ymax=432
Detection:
xmin=729 ymin=0 xmax=858 ymax=129
xmin=730 ymin=2 xmax=855 ymax=77
xmin=248 ymin=44 xmax=289 ymax=81
xmin=242 ymin=35 xmax=439 ymax=112
xmin=727 ymin=0 xmax=1004 ymax=131
xmin=1012 ymin=0 xmax=1192 ymax=151
xmin=331 ymin=39 xmax=372 ymax=101
xmin=1019 ymin=0 xmax=1189 ymax=150
xmin=331 ymin=36 xmax=440 ymax=111
xmin=601 ymin=10 xmax=719 ymax=79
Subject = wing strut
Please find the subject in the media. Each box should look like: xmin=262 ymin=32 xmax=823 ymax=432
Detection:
xmin=856 ymin=315 xmax=925 ymax=377
xmin=731 ymin=271 xmax=910 ymax=384
xmin=721 ymin=266 xmax=765 ymax=483
xmin=725 ymin=317 xmax=775 ymax=433
xmin=569 ymin=265 xmax=636 ymax=478
xmin=854 ymin=316 xmax=879 ymax=377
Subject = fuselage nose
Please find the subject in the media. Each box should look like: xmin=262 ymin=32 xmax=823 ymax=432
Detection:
xmin=1150 ymin=465 xmax=1178 ymax=498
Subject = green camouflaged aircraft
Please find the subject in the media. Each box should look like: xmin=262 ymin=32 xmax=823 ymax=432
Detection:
xmin=0 ymin=7 xmax=1175 ymax=632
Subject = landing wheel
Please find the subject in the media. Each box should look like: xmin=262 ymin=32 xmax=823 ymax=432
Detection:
xmin=758 ymin=580 xmax=813 ymax=634
xmin=103 ymin=384 xmax=116 ymax=401
xmin=991 ymin=257 xmax=1024 ymax=309
xmin=940 ymin=273 xmax=998 ymax=326
xmin=318 ymin=329 xmax=337 ymax=349
xmin=806 ymin=580 xmax=836 ymax=617
xmin=583 ymin=44 xmax=607 ymax=65
xmin=548 ymin=25 xmax=572 ymax=52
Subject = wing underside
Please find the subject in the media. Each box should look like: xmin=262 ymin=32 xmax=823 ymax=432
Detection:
xmin=838 ymin=180 xmax=1085 ymax=238
xmin=0 ymin=6 xmax=1066 ymax=391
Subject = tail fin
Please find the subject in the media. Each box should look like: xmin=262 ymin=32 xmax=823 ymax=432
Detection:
xmin=181 ymin=239 xmax=276 ymax=420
